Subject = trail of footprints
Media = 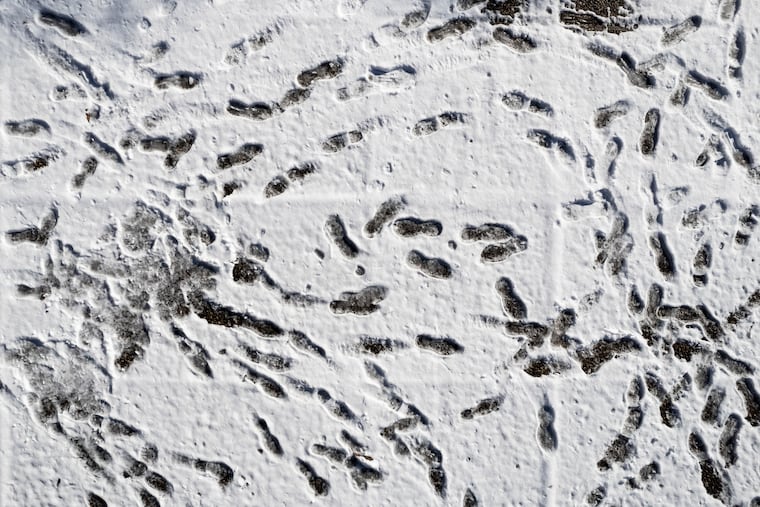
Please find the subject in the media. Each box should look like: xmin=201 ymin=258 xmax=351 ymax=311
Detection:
xmin=6 ymin=194 xmax=759 ymax=502
xmin=3 ymin=1 xmax=760 ymax=505
xmin=8 ymin=184 xmax=760 ymax=503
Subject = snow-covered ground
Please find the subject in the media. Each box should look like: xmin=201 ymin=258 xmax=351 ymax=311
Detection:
xmin=2 ymin=0 xmax=760 ymax=505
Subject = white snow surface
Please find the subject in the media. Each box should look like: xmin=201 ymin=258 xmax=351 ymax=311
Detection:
xmin=1 ymin=0 xmax=760 ymax=505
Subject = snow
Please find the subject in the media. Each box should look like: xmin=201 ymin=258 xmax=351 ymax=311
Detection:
xmin=1 ymin=0 xmax=760 ymax=505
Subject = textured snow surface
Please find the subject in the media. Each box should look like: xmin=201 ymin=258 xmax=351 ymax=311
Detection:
xmin=2 ymin=0 xmax=760 ymax=505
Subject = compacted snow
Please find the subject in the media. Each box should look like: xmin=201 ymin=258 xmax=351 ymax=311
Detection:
xmin=1 ymin=0 xmax=760 ymax=505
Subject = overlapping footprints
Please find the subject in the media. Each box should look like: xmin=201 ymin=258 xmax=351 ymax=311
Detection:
xmin=587 ymin=43 xmax=654 ymax=89
xmin=364 ymin=197 xmax=405 ymax=238
xmin=263 ymin=161 xmax=319 ymax=198
xmin=227 ymin=88 xmax=311 ymax=121
xmin=594 ymin=212 xmax=633 ymax=277
xmin=412 ymin=112 xmax=468 ymax=137
xmin=493 ymin=27 xmax=537 ymax=53
xmin=502 ymin=90 xmax=554 ymax=117
xmin=688 ymin=432 xmax=732 ymax=504
xmin=661 ymin=15 xmax=701 ymax=47
xmin=536 ymin=402 xmax=558 ymax=452
xmin=495 ymin=277 xmax=527 ymax=319
xmin=330 ymin=285 xmax=388 ymax=315
xmin=217 ymin=142 xmax=263 ymax=170
xmin=6 ymin=2 xmax=760 ymax=505
xmin=391 ymin=217 xmax=441 ymax=237
xmin=20 ymin=25 xmax=113 ymax=100
xmin=6 ymin=207 xmax=58 ymax=246
xmin=1 ymin=337 xmax=233 ymax=505
xmin=226 ymin=57 xmax=342 ymax=127
xmin=2 ymin=177 xmax=590 ymax=500
xmin=323 ymin=129 xmax=364 ymax=153
xmin=461 ymin=223 xmax=528 ymax=263
xmin=137 ymin=130 xmax=196 ymax=169
xmin=72 ymin=157 xmax=98 ymax=188
xmin=84 ymin=132 xmax=123 ymax=164
xmin=224 ymin=23 xmax=280 ymax=66
xmin=297 ymin=59 xmax=345 ymax=88
xmin=559 ymin=0 xmax=637 ymax=34
xmin=337 ymin=66 xmax=416 ymax=101
xmin=426 ymin=17 xmax=476 ymax=43
xmin=460 ymin=396 xmax=502 ymax=420
xmin=232 ymin=257 xmax=322 ymax=306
